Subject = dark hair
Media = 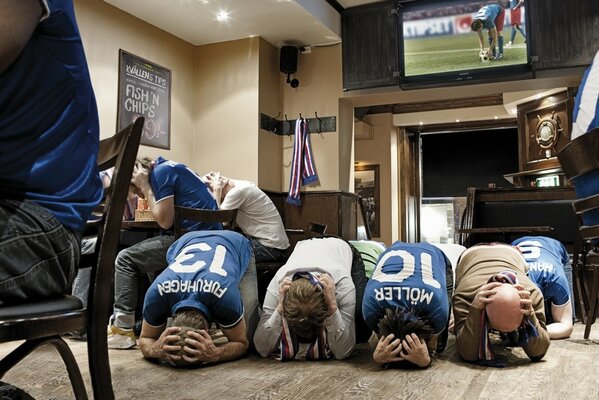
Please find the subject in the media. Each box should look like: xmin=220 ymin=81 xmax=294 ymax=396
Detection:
xmin=283 ymin=278 xmax=328 ymax=340
xmin=378 ymin=307 xmax=435 ymax=344
xmin=169 ymin=309 xmax=209 ymax=367
xmin=471 ymin=19 xmax=483 ymax=31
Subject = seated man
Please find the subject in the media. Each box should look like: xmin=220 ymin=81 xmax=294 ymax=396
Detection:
xmin=203 ymin=172 xmax=289 ymax=262
xmin=512 ymin=236 xmax=574 ymax=339
xmin=362 ymin=242 xmax=452 ymax=368
xmin=253 ymin=237 xmax=370 ymax=360
xmin=453 ymin=244 xmax=550 ymax=366
xmin=109 ymin=157 xmax=220 ymax=349
xmin=139 ymin=230 xmax=258 ymax=366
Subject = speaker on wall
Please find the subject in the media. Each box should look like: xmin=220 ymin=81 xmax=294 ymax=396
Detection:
xmin=280 ymin=45 xmax=298 ymax=74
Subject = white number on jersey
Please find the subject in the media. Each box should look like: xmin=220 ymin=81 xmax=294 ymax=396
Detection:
xmin=372 ymin=249 xmax=441 ymax=289
xmin=169 ymin=242 xmax=228 ymax=277
xmin=516 ymin=240 xmax=542 ymax=261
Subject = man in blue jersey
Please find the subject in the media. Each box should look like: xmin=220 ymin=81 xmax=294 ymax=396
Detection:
xmin=0 ymin=0 xmax=102 ymax=305
xmin=512 ymin=236 xmax=574 ymax=339
xmin=139 ymin=230 xmax=258 ymax=366
xmin=471 ymin=3 xmax=506 ymax=60
xmin=362 ymin=241 xmax=452 ymax=368
xmin=109 ymin=157 xmax=221 ymax=349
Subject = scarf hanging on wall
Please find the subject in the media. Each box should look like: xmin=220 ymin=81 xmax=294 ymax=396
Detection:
xmin=287 ymin=118 xmax=318 ymax=206
xmin=478 ymin=271 xmax=539 ymax=367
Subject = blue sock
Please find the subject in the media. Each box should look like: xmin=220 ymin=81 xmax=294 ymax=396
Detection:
xmin=498 ymin=35 xmax=504 ymax=55
xmin=510 ymin=27 xmax=517 ymax=43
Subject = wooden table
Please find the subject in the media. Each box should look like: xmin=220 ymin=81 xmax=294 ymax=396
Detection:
xmin=121 ymin=220 xmax=160 ymax=230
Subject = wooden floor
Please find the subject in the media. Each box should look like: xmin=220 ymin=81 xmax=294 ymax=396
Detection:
xmin=1 ymin=323 xmax=598 ymax=400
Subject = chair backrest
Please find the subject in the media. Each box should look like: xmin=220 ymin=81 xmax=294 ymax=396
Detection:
xmin=307 ymin=221 xmax=328 ymax=238
xmin=458 ymin=186 xmax=577 ymax=250
xmin=87 ymin=117 xmax=143 ymax=394
xmin=558 ymin=127 xmax=599 ymax=181
xmin=173 ymin=206 xmax=238 ymax=239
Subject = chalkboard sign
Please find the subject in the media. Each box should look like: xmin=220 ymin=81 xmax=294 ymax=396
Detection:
xmin=117 ymin=50 xmax=171 ymax=149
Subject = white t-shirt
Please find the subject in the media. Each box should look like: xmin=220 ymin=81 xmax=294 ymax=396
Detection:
xmin=220 ymin=179 xmax=289 ymax=250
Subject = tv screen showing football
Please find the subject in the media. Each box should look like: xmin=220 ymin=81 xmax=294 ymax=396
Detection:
xmin=401 ymin=0 xmax=529 ymax=78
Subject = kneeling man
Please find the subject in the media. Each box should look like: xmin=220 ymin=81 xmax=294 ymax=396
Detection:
xmin=362 ymin=241 xmax=452 ymax=368
xmin=453 ymin=243 xmax=550 ymax=366
xmin=139 ymin=230 xmax=258 ymax=366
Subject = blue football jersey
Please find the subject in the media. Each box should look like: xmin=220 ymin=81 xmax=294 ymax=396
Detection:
xmin=512 ymin=236 xmax=571 ymax=306
xmin=151 ymin=157 xmax=221 ymax=231
xmin=475 ymin=4 xmax=503 ymax=29
xmin=362 ymin=241 xmax=449 ymax=333
xmin=143 ymin=230 xmax=252 ymax=328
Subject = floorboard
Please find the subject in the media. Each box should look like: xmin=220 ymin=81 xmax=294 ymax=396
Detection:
xmin=0 ymin=323 xmax=598 ymax=400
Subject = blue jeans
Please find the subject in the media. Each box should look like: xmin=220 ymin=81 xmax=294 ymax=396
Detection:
xmin=239 ymin=255 xmax=259 ymax=342
xmin=249 ymin=238 xmax=287 ymax=262
xmin=113 ymin=234 xmax=175 ymax=328
xmin=0 ymin=199 xmax=80 ymax=305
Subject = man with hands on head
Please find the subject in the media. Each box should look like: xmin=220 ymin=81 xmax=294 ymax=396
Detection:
xmin=108 ymin=157 xmax=221 ymax=349
xmin=453 ymin=243 xmax=550 ymax=366
xmin=253 ymin=237 xmax=370 ymax=360
xmin=139 ymin=230 xmax=258 ymax=366
xmin=362 ymin=242 xmax=452 ymax=368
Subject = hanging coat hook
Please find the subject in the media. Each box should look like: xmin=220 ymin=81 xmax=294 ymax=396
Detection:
xmin=314 ymin=111 xmax=322 ymax=134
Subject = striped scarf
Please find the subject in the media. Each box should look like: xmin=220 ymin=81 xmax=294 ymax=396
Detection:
xmin=274 ymin=272 xmax=332 ymax=361
xmin=287 ymin=118 xmax=318 ymax=206
xmin=478 ymin=271 xmax=539 ymax=367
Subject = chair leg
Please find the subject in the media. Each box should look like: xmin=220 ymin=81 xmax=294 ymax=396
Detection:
xmin=87 ymin=321 xmax=115 ymax=400
xmin=0 ymin=337 xmax=88 ymax=400
xmin=48 ymin=337 xmax=89 ymax=400
xmin=584 ymin=268 xmax=599 ymax=339
xmin=573 ymin=257 xmax=588 ymax=324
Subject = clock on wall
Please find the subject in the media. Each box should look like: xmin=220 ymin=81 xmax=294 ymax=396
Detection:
xmin=535 ymin=110 xmax=563 ymax=158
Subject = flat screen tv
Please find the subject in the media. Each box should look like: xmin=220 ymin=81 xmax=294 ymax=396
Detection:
xmin=399 ymin=0 xmax=533 ymax=88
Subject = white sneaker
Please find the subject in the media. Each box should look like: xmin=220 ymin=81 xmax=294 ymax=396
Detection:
xmin=107 ymin=325 xmax=137 ymax=349
xmin=506 ymin=41 xmax=513 ymax=46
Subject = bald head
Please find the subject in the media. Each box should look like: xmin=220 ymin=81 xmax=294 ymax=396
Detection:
xmin=486 ymin=284 xmax=523 ymax=332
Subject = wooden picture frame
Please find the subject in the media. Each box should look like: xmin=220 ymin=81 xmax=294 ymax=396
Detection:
xmin=354 ymin=164 xmax=380 ymax=237
xmin=117 ymin=50 xmax=171 ymax=149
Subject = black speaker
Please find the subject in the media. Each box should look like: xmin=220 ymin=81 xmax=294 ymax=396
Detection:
xmin=280 ymin=45 xmax=298 ymax=74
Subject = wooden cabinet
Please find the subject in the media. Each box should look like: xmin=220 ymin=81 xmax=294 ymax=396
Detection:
xmin=528 ymin=0 xmax=599 ymax=70
xmin=342 ymin=0 xmax=399 ymax=91
xmin=264 ymin=190 xmax=364 ymax=250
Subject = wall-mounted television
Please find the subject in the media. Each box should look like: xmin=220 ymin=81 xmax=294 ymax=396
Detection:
xmin=398 ymin=0 xmax=533 ymax=88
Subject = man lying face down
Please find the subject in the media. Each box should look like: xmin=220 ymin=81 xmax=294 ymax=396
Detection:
xmin=362 ymin=241 xmax=453 ymax=368
xmin=452 ymin=244 xmax=550 ymax=367
xmin=253 ymin=237 xmax=371 ymax=360
xmin=139 ymin=230 xmax=258 ymax=366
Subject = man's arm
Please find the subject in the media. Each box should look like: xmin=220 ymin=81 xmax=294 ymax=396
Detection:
xmin=253 ymin=278 xmax=290 ymax=357
xmin=515 ymin=284 xmax=550 ymax=361
xmin=182 ymin=319 xmax=249 ymax=364
xmin=488 ymin=27 xmax=498 ymax=55
xmin=547 ymin=301 xmax=574 ymax=339
xmin=139 ymin=321 xmax=183 ymax=362
xmin=131 ymin=163 xmax=174 ymax=229
xmin=454 ymin=282 xmax=502 ymax=362
xmin=0 ymin=0 xmax=43 ymax=74
xmin=476 ymin=30 xmax=485 ymax=51
xmin=322 ymin=276 xmax=356 ymax=360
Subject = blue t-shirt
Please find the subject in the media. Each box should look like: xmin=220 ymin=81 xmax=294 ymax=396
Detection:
xmin=151 ymin=157 xmax=221 ymax=231
xmin=143 ymin=230 xmax=252 ymax=328
xmin=512 ymin=236 xmax=571 ymax=307
xmin=362 ymin=241 xmax=449 ymax=334
xmin=0 ymin=0 xmax=102 ymax=232
xmin=475 ymin=4 xmax=503 ymax=29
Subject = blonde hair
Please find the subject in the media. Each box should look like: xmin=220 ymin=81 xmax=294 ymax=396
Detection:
xmin=283 ymin=278 xmax=328 ymax=339
xmin=170 ymin=309 xmax=209 ymax=367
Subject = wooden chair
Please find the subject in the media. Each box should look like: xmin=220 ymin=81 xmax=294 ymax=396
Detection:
xmin=558 ymin=127 xmax=599 ymax=338
xmin=0 ymin=117 xmax=144 ymax=399
xmin=173 ymin=206 xmax=238 ymax=239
